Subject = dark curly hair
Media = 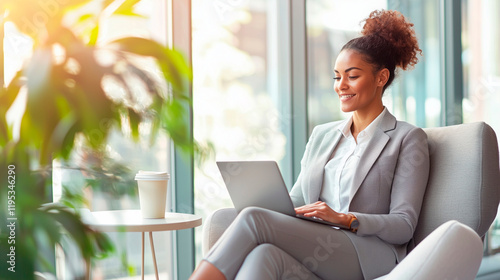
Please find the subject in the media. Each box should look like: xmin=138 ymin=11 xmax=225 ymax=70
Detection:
xmin=341 ymin=10 xmax=422 ymax=92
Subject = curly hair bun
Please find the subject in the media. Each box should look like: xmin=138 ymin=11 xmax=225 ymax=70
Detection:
xmin=361 ymin=10 xmax=421 ymax=70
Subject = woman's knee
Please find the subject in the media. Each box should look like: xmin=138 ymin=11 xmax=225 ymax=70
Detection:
xmin=233 ymin=207 xmax=282 ymax=242
xmin=239 ymin=206 xmax=268 ymax=217
xmin=237 ymin=207 xmax=272 ymax=225
xmin=249 ymin=243 xmax=279 ymax=257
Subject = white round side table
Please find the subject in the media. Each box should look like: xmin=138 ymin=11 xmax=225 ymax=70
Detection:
xmin=81 ymin=209 xmax=202 ymax=280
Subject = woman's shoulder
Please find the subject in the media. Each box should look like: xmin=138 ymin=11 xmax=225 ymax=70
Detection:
xmin=393 ymin=120 xmax=428 ymax=140
xmin=394 ymin=119 xmax=425 ymax=131
xmin=394 ymin=119 xmax=420 ymax=130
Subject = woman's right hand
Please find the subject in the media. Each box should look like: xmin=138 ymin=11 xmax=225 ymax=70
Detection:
xmin=295 ymin=201 xmax=352 ymax=227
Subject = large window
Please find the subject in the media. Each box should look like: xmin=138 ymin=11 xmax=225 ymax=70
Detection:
xmin=53 ymin=1 xmax=175 ymax=279
xmin=306 ymin=0 xmax=442 ymax=129
xmin=306 ymin=0 xmax=387 ymax=130
xmin=192 ymin=0 xmax=293 ymax=262
xmin=462 ymin=0 xmax=500 ymax=132
xmin=389 ymin=0 xmax=442 ymax=128
xmin=3 ymin=0 xmax=175 ymax=279
xmin=462 ymin=0 xmax=500 ymax=256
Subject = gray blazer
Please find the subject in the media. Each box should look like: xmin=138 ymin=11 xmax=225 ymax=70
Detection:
xmin=290 ymin=111 xmax=430 ymax=279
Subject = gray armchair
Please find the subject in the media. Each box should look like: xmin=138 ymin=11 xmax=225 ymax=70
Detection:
xmin=202 ymin=122 xmax=500 ymax=279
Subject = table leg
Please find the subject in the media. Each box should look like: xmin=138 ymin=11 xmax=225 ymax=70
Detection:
xmin=142 ymin=232 xmax=145 ymax=280
xmin=149 ymin=232 xmax=159 ymax=280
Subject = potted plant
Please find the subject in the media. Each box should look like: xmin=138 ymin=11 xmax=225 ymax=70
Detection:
xmin=0 ymin=0 xmax=196 ymax=279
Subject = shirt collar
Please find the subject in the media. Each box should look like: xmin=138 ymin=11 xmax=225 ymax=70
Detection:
xmin=339 ymin=107 xmax=388 ymax=139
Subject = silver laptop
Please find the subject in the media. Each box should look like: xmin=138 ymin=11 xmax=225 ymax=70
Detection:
xmin=216 ymin=160 xmax=349 ymax=229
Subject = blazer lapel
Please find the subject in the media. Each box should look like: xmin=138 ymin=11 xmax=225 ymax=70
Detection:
xmin=348 ymin=112 xmax=396 ymax=204
xmin=307 ymin=129 xmax=342 ymax=203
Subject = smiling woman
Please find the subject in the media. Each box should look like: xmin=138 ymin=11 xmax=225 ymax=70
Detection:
xmin=191 ymin=9 xmax=430 ymax=280
xmin=333 ymin=9 xmax=421 ymax=139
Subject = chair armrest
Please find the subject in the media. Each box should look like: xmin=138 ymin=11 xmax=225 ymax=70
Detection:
xmin=202 ymin=208 xmax=238 ymax=256
xmin=375 ymin=220 xmax=483 ymax=280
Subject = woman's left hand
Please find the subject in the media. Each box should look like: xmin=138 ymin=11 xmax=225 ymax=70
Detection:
xmin=295 ymin=201 xmax=350 ymax=226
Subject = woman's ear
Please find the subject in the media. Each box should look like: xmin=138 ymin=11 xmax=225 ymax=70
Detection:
xmin=377 ymin=68 xmax=390 ymax=87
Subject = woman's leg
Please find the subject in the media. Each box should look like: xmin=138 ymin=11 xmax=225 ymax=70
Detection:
xmin=203 ymin=207 xmax=371 ymax=280
xmin=190 ymin=260 xmax=226 ymax=280
xmin=235 ymin=243 xmax=321 ymax=280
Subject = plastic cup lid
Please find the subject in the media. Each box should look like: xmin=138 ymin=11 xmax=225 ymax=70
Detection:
xmin=135 ymin=170 xmax=170 ymax=181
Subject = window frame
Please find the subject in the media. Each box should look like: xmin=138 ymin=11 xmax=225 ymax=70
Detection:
xmin=169 ymin=0 xmax=197 ymax=279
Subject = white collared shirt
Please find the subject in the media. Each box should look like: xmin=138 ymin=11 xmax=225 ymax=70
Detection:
xmin=319 ymin=107 xmax=388 ymax=213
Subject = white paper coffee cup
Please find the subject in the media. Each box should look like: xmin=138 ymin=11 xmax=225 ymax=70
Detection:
xmin=135 ymin=171 xmax=170 ymax=218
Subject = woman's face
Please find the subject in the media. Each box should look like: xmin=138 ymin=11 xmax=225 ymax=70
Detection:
xmin=333 ymin=50 xmax=386 ymax=114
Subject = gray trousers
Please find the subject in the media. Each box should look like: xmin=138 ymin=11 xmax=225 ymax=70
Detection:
xmin=204 ymin=207 xmax=367 ymax=280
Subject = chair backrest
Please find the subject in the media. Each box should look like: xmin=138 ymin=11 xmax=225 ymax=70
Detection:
xmin=410 ymin=122 xmax=500 ymax=250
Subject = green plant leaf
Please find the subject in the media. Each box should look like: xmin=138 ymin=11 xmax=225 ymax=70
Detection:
xmin=126 ymin=62 xmax=159 ymax=95
xmin=77 ymin=13 xmax=95 ymax=24
xmin=161 ymin=99 xmax=192 ymax=151
xmin=1 ymin=71 xmax=22 ymax=107
xmin=93 ymin=231 xmax=115 ymax=259
xmin=128 ymin=108 xmax=141 ymax=141
xmin=112 ymin=0 xmax=145 ymax=17
xmin=50 ymin=113 xmax=78 ymax=160
xmin=0 ymin=117 xmax=7 ymax=146
xmin=149 ymin=117 xmax=161 ymax=146
xmin=163 ymin=48 xmax=193 ymax=89
xmin=110 ymin=37 xmax=189 ymax=92
xmin=88 ymin=25 xmax=100 ymax=46
xmin=60 ymin=122 xmax=81 ymax=160
xmin=46 ymin=26 xmax=82 ymax=52
xmin=110 ymin=37 xmax=166 ymax=58
xmin=158 ymin=48 xmax=192 ymax=98
xmin=40 ymin=204 xmax=113 ymax=260
xmin=0 ymin=72 xmax=23 ymax=144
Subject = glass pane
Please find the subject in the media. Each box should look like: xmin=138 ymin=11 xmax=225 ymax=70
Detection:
xmin=306 ymin=0 xmax=387 ymax=131
xmin=389 ymin=0 xmax=442 ymax=128
xmin=462 ymin=0 xmax=500 ymax=255
xmin=3 ymin=22 xmax=33 ymax=141
xmin=462 ymin=0 xmax=500 ymax=132
xmin=306 ymin=0 xmax=442 ymax=129
xmin=3 ymin=22 xmax=33 ymax=85
xmin=192 ymin=0 xmax=289 ymax=263
xmin=49 ymin=0 xmax=174 ymax=278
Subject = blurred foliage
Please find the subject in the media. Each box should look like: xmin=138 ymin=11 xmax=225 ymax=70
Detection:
xmin=68 ymin=146 xmax=138 ymax=203
xmin=81 ymin=153 xmax=138 ymax=199
xmin=0 ymin=0 xmax=200 ymax=279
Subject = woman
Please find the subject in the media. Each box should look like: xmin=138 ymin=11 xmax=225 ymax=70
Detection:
xmin=191 ymin=10 xmax=430 ymax=280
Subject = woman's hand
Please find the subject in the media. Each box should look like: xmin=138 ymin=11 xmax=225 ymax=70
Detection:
xmin=295 ymin=201 xmax=351 ymax=227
